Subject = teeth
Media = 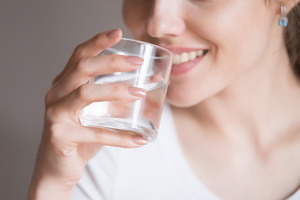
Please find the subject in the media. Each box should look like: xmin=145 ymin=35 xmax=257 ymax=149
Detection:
xmin=189 ymin=51 xmax=196 ymax=60
xmin=181 ymin=52 xmax=189 ymax=63
xmin=197 ymin=50 xmax=204 ymax=56
xmin=172 ymin=50 xmax=205 ymax=65
xmin=173 ymin=55 xmax=181 ymax=65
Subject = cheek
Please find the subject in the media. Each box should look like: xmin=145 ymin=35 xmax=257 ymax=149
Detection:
xmin=167 ymin=2 xmax=274 ymax=107
xmin=192 ymin=2 xmax=272 ymax=75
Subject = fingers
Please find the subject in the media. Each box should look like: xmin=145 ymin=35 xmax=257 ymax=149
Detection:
xmin=46 ymin=83 xmax=148 ymax=148
xmin=46 ymin=28 xmax=144 ymax=105
xmin=72 ymin=125 xmax=148 ymax=148
xmin=73 ymin=29 xmax=122 ymax=59
xmin=53 ymin=83 xmax=146 ymax=118
xmin=44 ymin=29 xmax=149 ymax=151
xmin=50 ymin=54 xmax=143 ymax=104
xmin=53 ymin=29 xmax=122 ymax=86
xmin=48 ymin=123 xmax=148 ymax=149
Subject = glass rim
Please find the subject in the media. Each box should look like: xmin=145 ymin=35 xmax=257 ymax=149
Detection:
xmin=117 ymin=38 xmax=173 ymax=57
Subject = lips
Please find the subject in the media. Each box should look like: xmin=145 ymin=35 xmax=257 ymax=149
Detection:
xmin=165 ymin=47 xmax=208 ymax=75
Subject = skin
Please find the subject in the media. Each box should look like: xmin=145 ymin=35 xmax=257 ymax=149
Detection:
xmin=29 ymin=0 xmax=300 ymax=199
xmin=28 ymin=30 xmax=149 ymax=199
xmin=123 ymin=0 xmax=300 ymax=199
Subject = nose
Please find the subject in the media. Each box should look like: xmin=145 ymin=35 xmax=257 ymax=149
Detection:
xmin=146 ymin=0 xmax=185 ymax=38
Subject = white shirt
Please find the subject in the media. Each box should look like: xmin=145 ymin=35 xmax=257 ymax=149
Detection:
xmin=72 ymin=105 xmax=300 ymax=200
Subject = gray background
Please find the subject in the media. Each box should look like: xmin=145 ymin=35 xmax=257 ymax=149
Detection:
xmin=0 ymin=1 xmax=131 ymax=199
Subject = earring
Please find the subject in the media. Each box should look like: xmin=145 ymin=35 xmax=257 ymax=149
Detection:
xmin=278 ymin=6 xmax=288 ymax=27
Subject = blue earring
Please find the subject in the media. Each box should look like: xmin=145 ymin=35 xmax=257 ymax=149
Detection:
xmin=278 ymin=6 xmax=288 ymax=27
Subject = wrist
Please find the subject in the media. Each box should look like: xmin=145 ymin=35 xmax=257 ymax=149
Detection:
xmin=28 ymin=173 xmax=74 ymax=200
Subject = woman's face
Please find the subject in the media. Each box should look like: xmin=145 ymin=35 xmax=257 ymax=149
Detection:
xmin=122 ymin=0 xmax=280 ymax=107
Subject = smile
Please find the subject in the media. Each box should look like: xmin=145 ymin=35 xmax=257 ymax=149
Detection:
xmin=167 ymin=47 xmax=208 ymax=75
xmin=172 ymin=50 xmax=205 ymax=65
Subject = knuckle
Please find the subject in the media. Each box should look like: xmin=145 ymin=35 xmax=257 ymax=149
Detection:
xmin=110 ymin=84 xmax=125 ymax=98
xmin=94 ymin=128 xmax=105 ymax=141
xmin=48 ymin=123 xmax=65 ymax=144
xmin=109 ymin=54 xmax=122 ymax=70
xmin=76 ymin=84 xmax=91 ymax=102
xmin=119 ymin=135 xmax=131 ymax=147
xmin=76 ymin=58 xmax=90 ymax=75
xmin=73 ymin=44 xmax=85 ymax=57
xmin=45 ymin=104 xmax=59 ymax=122
xmin=44 ymin=86 xmax=64 ymax=107
xmin=45 ymin=123 xmax=76 ymax=157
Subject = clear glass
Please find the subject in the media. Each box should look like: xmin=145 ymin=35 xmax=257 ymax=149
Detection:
xmin=80 ymin=38 xmax=173 ymax=142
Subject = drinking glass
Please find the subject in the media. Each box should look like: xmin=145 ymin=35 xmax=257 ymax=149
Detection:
xmin=80 ymin=38 xmax=173 ymax=142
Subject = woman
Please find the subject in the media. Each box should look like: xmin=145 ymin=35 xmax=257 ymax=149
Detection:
xmin=29 ymin=0 xmax=300 ymax=199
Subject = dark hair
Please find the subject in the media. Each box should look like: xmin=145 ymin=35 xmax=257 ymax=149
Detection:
xmin=284 ymin=2 xmax=300 ymax=80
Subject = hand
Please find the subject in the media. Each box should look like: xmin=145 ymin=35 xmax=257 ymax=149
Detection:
xmin=28 ymin=29 xmax=148 ymax=200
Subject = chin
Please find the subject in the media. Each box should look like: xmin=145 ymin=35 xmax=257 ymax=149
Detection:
xmin=165 ymin=82 xmax=223 ymax=108
xmin=166 ymin=100 xmax=199 ymax=108
xmin=165 ymin=91 xmax=205 ymax=108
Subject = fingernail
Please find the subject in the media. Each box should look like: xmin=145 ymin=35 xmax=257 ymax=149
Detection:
xmin=128 ymin=87 xmax=146 ymax=97
xmin=106 ymin=29 xmax=120 ymax=39
xmin=126 ymin=56 xmax=144 ymax=66
xmin=132 ymin=136 xmax=148 ymax=146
